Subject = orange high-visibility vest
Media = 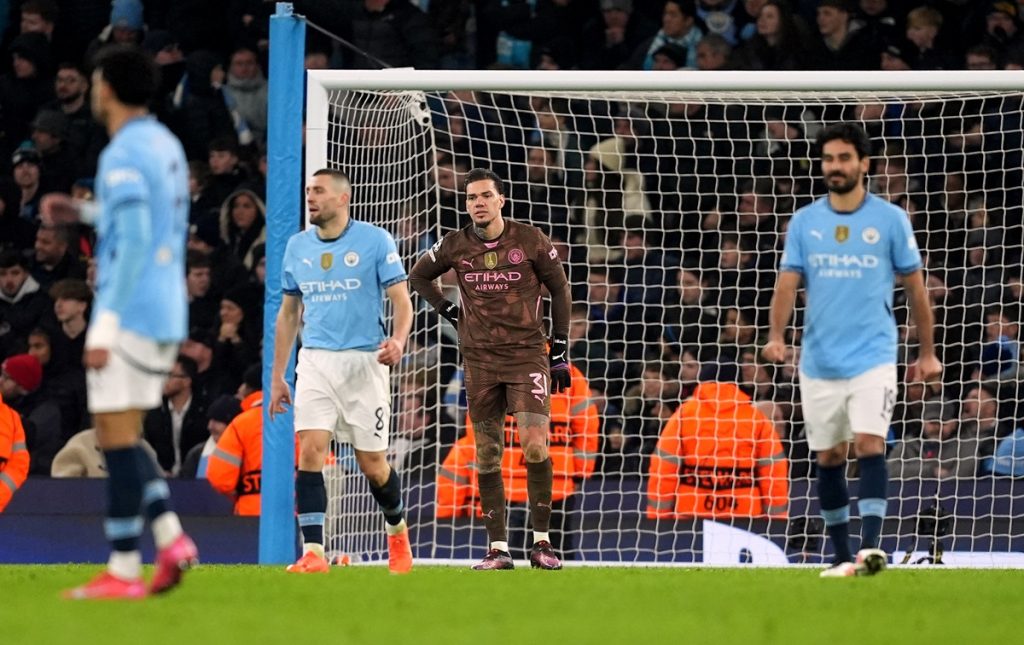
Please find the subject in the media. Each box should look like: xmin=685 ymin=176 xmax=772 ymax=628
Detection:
xmin=0 ymin=392 xmax=30 ymax=512
xmin=436 ymin=364 xmax=599 ymax=518
xmin=647 ymin=382 xmax=789 ymax=519
xmin=207 ymin=392 xmax=300 ymax=515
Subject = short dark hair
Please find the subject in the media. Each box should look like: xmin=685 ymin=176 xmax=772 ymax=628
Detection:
xmin=186 ymin=249 xmax=212 ymax=272
xmin=0 ymin=249 xmax=29 ymax=270
xmin=463 ymin=167 xmax=504 ymax=195
xmin=312 ymin=168 xmax=352 ymax=193
xmin=93 ymin=45 xmax=160 ymax=108
xmin=21 ymin=0 xmax=58 ymax=22
xmin=57 ymin=61 xmax=88 ymax=79
xmin=208 ymin=136 xmax=239 ymax=155
xmin=816 ymin=122 xmax=871 ymax=159
xmin=49 ymin=278 xmax=92 ymax=303
xmin=175 ymin=354 xmax=199 ymax=381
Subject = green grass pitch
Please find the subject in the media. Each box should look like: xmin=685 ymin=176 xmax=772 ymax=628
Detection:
xmin=2 ymin=565 xmax=1018 ymax=645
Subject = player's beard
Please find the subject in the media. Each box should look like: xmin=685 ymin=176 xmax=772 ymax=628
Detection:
xmin=825 ymin=170 xmax=862 ymax=194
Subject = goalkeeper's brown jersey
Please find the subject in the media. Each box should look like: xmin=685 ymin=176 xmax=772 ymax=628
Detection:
xmin=408 ymin=220 xmax=568 ymax=362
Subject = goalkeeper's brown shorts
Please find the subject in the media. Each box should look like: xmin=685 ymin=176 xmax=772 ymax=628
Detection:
xmin=463 ymin=353 xmax=550 ymax=423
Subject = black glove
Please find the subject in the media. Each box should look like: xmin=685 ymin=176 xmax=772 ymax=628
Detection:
xmin=439 ymin=301 xmax=460 ymax=328
xmin=549 ymin=335 xmax=571 ymax=393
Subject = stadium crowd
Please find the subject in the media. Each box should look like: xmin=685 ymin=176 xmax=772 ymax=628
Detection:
xmin=2 ymin=0 xmax=1024 ymax=516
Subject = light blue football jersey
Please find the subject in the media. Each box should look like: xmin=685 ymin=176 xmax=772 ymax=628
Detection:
xmin=93 ymin=116 xmax=189 ymax=342
xmin=282 ymin=220 xmax=407 ymax=351
xmin=780 ymin=193 xmax=922 ymax=379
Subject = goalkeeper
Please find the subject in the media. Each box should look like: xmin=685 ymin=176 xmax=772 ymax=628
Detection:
xmin=409 ymin=168 xmax=572 ymax=570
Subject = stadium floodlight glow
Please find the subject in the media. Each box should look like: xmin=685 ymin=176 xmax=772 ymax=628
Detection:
xmin=296 ymin=67 xmax=1024 ymax=567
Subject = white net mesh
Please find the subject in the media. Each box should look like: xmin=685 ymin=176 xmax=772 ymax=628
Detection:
xmin=315 ymin=82 xmax=1024 ymax=566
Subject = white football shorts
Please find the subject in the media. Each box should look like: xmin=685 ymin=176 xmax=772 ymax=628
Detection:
xmin=87 ymin=330 xmax=178 ymax=414
xmin=293 ymin=347 xmax=391 ymax=452
xmin=799 ymin=362 xmax=897 ymax=452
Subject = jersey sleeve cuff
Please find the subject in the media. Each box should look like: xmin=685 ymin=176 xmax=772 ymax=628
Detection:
xmin=382 ymin=275 xmax=407 ymax=289
xmin=85 ymin=310 xmax=121 ymax=350
xmin=778 ymin=265 xmax=803 ymax=274
xmin=896 ymin=263 xmax=922 ymax=275
xmin=282 ymin=288 xmax=302 ymax=296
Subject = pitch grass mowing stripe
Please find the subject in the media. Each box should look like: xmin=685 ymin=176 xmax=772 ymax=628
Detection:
xmin=1 ymin=565 xmax=1018 ymax=645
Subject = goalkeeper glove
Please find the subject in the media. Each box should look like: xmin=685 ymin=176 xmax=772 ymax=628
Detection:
xmin=438 ymin=301 xmax=460 ymax=328
xmin=549 ymin=335 xmax=571 ymax=393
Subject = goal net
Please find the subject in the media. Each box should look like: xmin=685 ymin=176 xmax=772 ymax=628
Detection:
xmin=307 ymin=70 xmax=1024 ymax=567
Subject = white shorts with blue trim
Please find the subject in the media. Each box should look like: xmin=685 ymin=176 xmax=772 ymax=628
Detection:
xmin=293 ymin=347 xmax=390 ymax=452
xmin=799 ymin=363 xmax=897 ymax=452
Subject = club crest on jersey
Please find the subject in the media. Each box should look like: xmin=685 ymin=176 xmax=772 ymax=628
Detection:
xmin=508 ymin=248 xmax=524 ymax=265
xmin=862 ymin=227 xmax=880 ymax=244
xmin=320 ymin=253 xmax=333 ymax=270
xmin=835 ymin=225 xmax=849 ymax=243
xmin=344 ymin=252 xmax=359 ymax=267
xmin=484 ymin=251 xmax=498 ymax=269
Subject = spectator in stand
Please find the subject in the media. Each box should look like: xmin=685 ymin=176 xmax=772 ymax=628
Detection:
xmin=143 ymin=355 xmax=208 ymax=477
xmin=961 ymin=384 xmax=1011 ymax=458
xmin=51 ymin=427 xmax=159 ymax=477
xmin=12 ymin=143 xmax=44 ymax=221
xmin=218 ymin=189 xmax=266 ymax=270
xmin=164 ymin=51 xmax=236 ymax=161
xmin=213 ymin=284 xmax=263 ymax=391
xmin=84 ymin=0 xmax=145 ymax=63
xmin=31 ymin=224 xmax=86 ymax=290
xmin=879 ymin=39 xmax=912 ymax=70
xmin=733 ymin=0 xmax=812 ymax=70
xmin=226 ymin=47 xmax=268 ymax=145
xmin=0 ymin=177 xmax=35 ymax=250
xmin=579 ymin=0 xmax=659 ymax=70
xmin=904 ymin=5 xmax=953 ymax=70
xmin=26 ymin=325 xmax=85 ymax=442
xmin=965 ymin=43 xmax=999 ymax=70
xmin=0 ymin=248 xmax=52 ymax=358
xmin=186 ymin=216 xmax=248 ymax=301
xmin=812 ymin=0 xmax=876 ymax=70
xmin=0 ymin=353 xmax=60 ymax=475
xmin=19 ymin=1 xmax=57 ymax=43
xmin=0 ymin=388 xmax=30 ymax=511
xmin=697 ymin=0 xmax=752 ymax=45
xmin=0 ymin=33 xmax=55 ymax=160
xmin=293 ymin=0 xmax=440 ymax=69
xmin=656 ymin=267 xmax=720 ymax=358
xmin=47 ymin=278 xmax=89 ymax=369
xmin=186 ymin=251 xmax=218 ymax=333
xmin=695 ymin=33 xmax=733 ymax=70
xmin=647 ymin=360 xmax=789 ymax=519
xmin=888 ymin=399 xmax=979 ymax=480
xmin=851 ymin=0 xmax=899 ymax=52
xmin=510 ymin=146 xmax=570 ymax=240
xmin=181 ymin=393 xmax=241 ymax=480
xmin=625 ymin=0 xmax=704 ymax=70
xmin=29 ymin=109 xmax=77 ymax=192
xmin=187 ymin=159 xmax=218 ymax=224
xmin=650 ymin=42 xmax=689 ymax=69
xmin=42 ymin=63 xmax=106 ymax=178
xmin=618 ymin=359 xmax=681 ymax=473
xmin=206 ymin=137 xmax=249 ymax=208
xmin=979 ymin=1 xmax=1022 ymax=62
xmin=179 ymin=328 xmax=230 ymax=409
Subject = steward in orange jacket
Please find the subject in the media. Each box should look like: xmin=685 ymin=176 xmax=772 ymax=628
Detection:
xmin=647 ymin=372 xmax=789 ymax=519
xmin=207 ymin=391 xmax=299 ymax=515
xmin=436 ymin=363 xmax=599 ymax=518
xmin=0 ymin=392 xmax=30 ymax=512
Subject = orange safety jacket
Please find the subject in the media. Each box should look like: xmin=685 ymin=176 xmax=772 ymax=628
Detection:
xmin=436 ymin=364 xmax=599 ymax=518
xmin=0 ymin=392 xmax=30 ymax=512
xmin=207 ymin=391 xmax=300 ymax=515
xmin=647 ymin=382 xmax=789 ymax=519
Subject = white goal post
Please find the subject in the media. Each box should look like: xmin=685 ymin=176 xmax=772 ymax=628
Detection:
xmin=304 ymin=69 xmax=1024 ymax=567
